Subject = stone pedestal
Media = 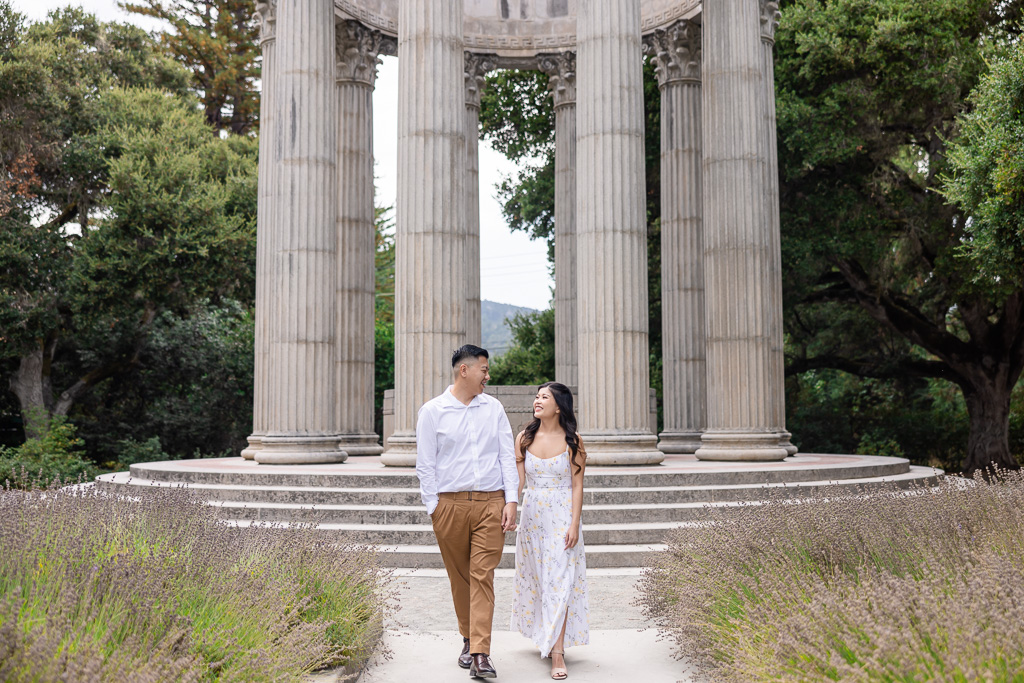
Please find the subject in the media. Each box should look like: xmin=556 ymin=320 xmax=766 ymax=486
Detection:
xmin=242 ymin=0 xmax=277 ymax=460
xmin=335 ymin=20 xmax=394 ymax=457
xmin=646 ymin=21 xmax=705 ymax=455
xmin=575 ymin=0 xmax=662 ymax=465
xmin=539 ymin=52 xmax=579 ymax=390
xmin=252 ymin=0 xmax=346 ymax=464
xmin=465 ymin=53 xmax=496 ymax=346
xmin=697 ymin=0 xmax=787 ymax=461
xmin=382 ymin=0 xmax=467 ymax=467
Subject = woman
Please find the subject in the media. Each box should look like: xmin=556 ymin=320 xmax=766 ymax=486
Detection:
xmin=510 ymin=382 xmax=589 ymax=680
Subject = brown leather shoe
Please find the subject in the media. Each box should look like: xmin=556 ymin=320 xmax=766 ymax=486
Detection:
xmin=469 ymin=653 xmax=497 ymax=678
xmin=458 ymin=638 xmax=472 ymax=669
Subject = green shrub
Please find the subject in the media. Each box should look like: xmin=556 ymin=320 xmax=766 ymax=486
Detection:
xmin=640 ymin=474 xmax=1024 ymax=681
xmin=0 ymin=484 xmax=391 ymax=681
xmin=115 ymin=436 xmax=169 ymax=470
xmin=0 ymin=414 xmax=97 ymax=486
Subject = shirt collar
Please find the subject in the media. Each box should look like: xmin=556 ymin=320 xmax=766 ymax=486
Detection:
xmin=445 ymin=385 xmax=484 ymax=408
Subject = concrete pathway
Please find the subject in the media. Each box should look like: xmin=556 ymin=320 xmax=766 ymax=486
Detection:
xmin=354 ymin=568 xmax=696 ymax=682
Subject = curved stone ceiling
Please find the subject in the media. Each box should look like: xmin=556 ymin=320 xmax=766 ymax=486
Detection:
xmin=335 ymin=0 xmax=702 ymax=61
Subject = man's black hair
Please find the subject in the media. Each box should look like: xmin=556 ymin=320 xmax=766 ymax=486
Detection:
xmin=452 ymin=344 xmax=489 ymax=368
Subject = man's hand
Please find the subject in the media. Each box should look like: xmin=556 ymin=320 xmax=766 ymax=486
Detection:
xmin=501 ymin=502 xmax=518 ymax=532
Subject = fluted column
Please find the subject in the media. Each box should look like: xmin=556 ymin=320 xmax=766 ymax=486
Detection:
xmin=255 ymin=0 xmax=342 ymax=464
xmin=539 ymin=52 xmax=578 ymax=389
xmin=242 ymin=0 xmax=277 ymax=460
xmin=576 ymin=0 xmax=662 ymax=465
xmin=334 ymin=21 xmax=394 ymax=457
xmin=465 ymin=53 xmax=496 ymax=345
xmin=382 ymin=0 xmax=466 ymax=466
xmin=760 ymin=1 xmax=797 ymax=456
xmin=697 ymin=0 xmax=787 ymax=461
xmin=645 ymin=21 xmax=705 ymax=454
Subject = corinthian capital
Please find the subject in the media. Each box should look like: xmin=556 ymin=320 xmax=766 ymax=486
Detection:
xmin=760 ymin=0 xmax=782 ymax=45
xmin=336 ymin=20 xmax=395 ymax=88
xmin=464 ymin=53 xmax=498 ymax=110
xmin=643 ymin=20 xmax=701 ymax=89
xmin=537 ymin=51 xmax=576 ymax=109
xmin=254 ymin=0 xmax=277 ymax=45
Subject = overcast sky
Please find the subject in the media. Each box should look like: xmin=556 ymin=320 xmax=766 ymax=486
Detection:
xmin=12 ymin=0 xmax=554 ymax=310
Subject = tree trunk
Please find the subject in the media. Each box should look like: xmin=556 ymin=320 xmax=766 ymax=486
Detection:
xmin=961 ymin=377 xmax=1018 ymax=477
xmin=9 ymin=339 xmax=57 ymax=438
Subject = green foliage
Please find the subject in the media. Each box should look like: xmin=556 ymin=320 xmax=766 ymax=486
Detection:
xmin=776 ymin=0 xmax=1024 ymax=472
xmin=75 ymin=301 xmax=255 ymax=465
xmin=943 ymin=41 xmax=1024 ymax=291
xmin=489 ymin=309 xmax=555 ymax=386
xmin=0 ymin=413 xmax=96 ymax=486
xmin=641 ymin=474 xmax=1024 ymax=681
xmin=374 ymin=319 xmax=394 ymax=442
xmin=0 ymin=485 xmax=390 ymax=679
xmin=121 ymin=0 xmax=262 ymax=135
xmin=0 ymin=9 xmax=257 ymax=444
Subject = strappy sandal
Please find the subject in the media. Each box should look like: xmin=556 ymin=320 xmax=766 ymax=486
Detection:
xmin=550 ymin=648 xmax=568 ymax=680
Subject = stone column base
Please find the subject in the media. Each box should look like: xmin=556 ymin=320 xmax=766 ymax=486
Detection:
xmin=580 ymin=432 xmax=664 ymax=465
xmin=695 ymin=431 xmax=788 ymax=462
xmin=240 ymin=435 xmax=262 ymax=460
xmin=778 ymin=431 xmax=798 ymax=456
xmin=657 ymin=431 xmax=703 ymax=455
xmin=338 ymin=433 xmax=384 ymax=457
xmin=380 ymin=431 xmax=417 ymax=467
xmin=254 ymin=435 xmax=348 ymax=465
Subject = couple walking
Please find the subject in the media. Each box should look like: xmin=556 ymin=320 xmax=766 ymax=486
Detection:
xmin=416 ymin=344 xmax=590 ymax=679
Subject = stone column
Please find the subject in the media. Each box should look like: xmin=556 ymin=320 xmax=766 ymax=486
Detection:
xmin=255 ymin=0 xmax=343 ymax=464
xmin=464 ymin=53 xmax=496 ymax=345
xmin=645 ymin=21 xmax=705 ymax=455
xmin=242 ymin=0 xmax=277 ymax=460
xmin=381 ymin=0 xmax=466 ymax=466
xmin=334 ymin=21 xmax=394 ymax=457
xmin=539 ymin=52 xmax=578 ymax=389
xmin=697 ymin=0 xmax=787 ymax=461
xmin=575 ymin=0 xmax=663 ymax=465
xmin=760 ymin=1 xmax=797 ymax=456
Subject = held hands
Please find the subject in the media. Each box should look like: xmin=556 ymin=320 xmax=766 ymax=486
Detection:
xmin=501 ymin=502 xmax=518 ymax=532
xmin=564 ymin=524 xmax=579 ymax=550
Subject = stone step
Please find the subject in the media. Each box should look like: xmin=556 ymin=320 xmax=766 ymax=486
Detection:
xmin=126 ymin=455 xmax=915 ymax=489
xmin=223 ymin=519 xmax=687 ymax=546
xmin=97 ymin=467 xmax=940 ymax=508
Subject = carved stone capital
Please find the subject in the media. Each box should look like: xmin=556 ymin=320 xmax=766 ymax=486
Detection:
xmin=760 ymin=0 xmax=782 ymax=45
xmin=335 ymin=20 xmax=395 ymax=88
xmin=643 ymin=20 xmax=701 ymax=89
xmin=254 ymin=0 xmax=277 ymax=45
xmin=464 ymin=52 xmax=498 ymax=110
xmin=537 ymin=51 xmax=576 ymax=110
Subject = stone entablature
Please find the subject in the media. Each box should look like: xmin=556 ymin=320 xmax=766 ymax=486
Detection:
xmin=333 ymin=0 xmax=702 ymax=61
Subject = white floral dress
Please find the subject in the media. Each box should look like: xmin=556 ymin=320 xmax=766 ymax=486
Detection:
xmin=510 ymin=449 xmax=589 ymax=657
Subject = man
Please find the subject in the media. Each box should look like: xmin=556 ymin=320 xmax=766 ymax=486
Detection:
xmin=416 ymin=344 xmax=519 ymax=679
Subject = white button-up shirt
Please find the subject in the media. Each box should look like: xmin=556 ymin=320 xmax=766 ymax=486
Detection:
xmin=415 ymin=386 xmax=519 ymax=515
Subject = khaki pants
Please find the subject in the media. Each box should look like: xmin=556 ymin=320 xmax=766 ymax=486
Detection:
xmin=431 ymin=490 xmax=506 ymax=655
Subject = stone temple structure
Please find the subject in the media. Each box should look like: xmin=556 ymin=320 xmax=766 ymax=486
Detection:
xmin=240 ymin=0 xmax=796 ymax=467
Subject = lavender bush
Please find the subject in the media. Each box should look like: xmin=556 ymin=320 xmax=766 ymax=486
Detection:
xmin=0 ymin=481 xmax=391 ymax=681
xmin=639 ymin=473 xmax=1024 ymax=682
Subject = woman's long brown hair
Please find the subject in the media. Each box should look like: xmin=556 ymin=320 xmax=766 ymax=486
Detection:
xmin=519 ymin=382 xmax=586 ymax=474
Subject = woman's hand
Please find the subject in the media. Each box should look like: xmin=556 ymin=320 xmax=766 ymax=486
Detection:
xmin=564 ymin=524 xmax=579 ymax=550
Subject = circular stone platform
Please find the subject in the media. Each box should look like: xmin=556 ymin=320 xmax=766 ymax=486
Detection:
xmin=96 ymin=454 xmax=942 ymax=568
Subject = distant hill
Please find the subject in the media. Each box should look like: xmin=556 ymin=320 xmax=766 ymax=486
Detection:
xmin=482 ymin=300 xmax=540 ymax=356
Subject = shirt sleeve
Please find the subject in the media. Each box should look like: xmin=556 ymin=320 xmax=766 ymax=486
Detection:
xmin=496 ymin=406 xmax=519 ymax=505
xmin=415 ymin=404 xmax=439 ymax=515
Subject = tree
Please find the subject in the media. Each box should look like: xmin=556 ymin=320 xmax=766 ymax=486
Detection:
xmin=0 ymin=10 xmax=257 ymax=438
xmin=120 ymin=0 xmax=261 ymax=135
xmin=489 ymin=309 xmax=556 ymax=386
xmin=776 ymin=0 xmax=1024 ymax=474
